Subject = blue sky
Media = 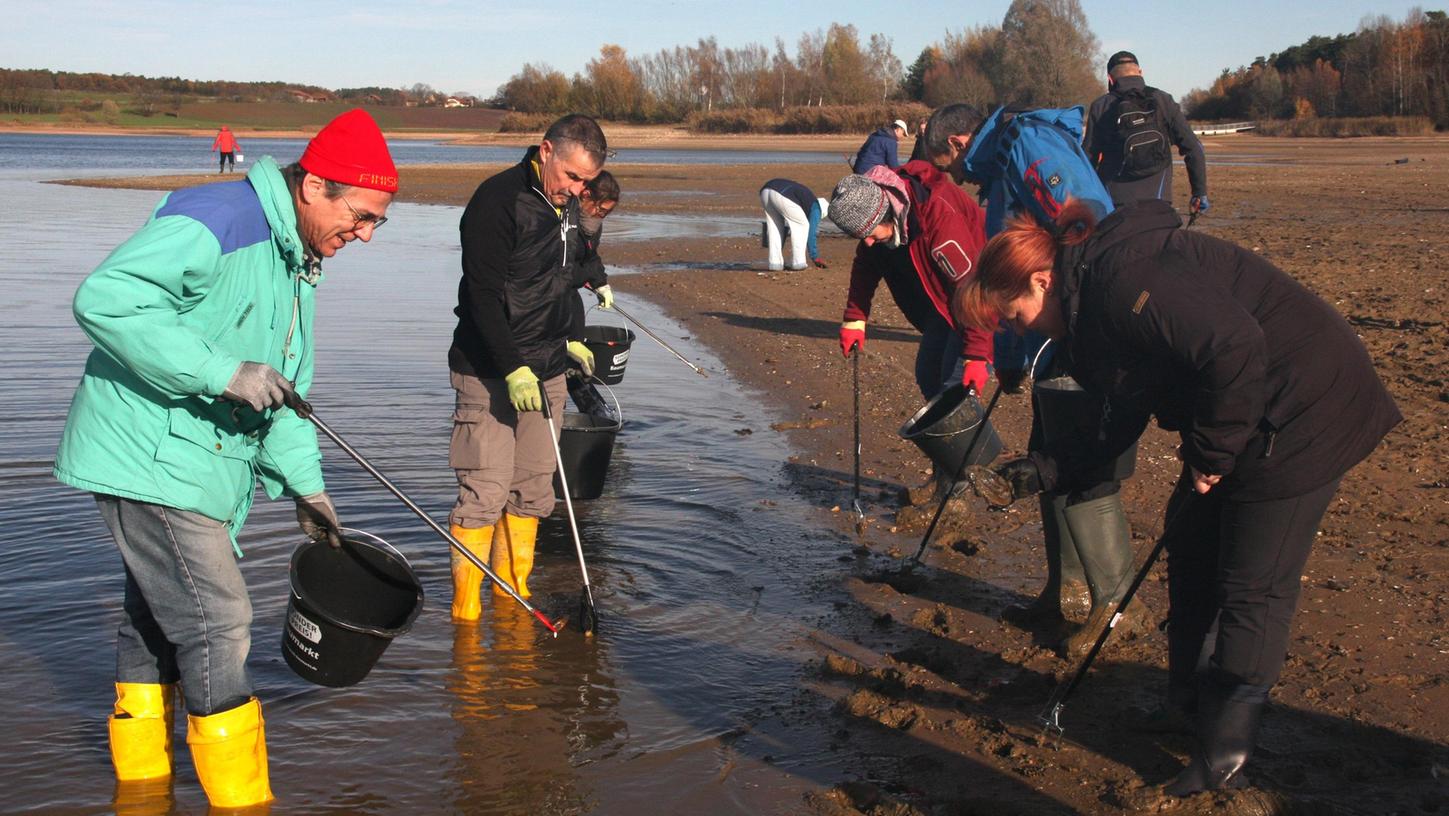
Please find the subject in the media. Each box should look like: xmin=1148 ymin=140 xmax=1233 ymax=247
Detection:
xmin=3 ymin=0 xmax=1410 ymax=101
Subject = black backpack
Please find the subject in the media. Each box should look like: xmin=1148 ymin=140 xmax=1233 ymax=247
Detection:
xmin=1112 ymin=87 xmax=1171 ymax=180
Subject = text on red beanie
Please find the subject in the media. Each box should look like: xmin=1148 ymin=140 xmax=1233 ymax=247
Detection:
xmin=300 ymin=109 xmax=398 ymax=193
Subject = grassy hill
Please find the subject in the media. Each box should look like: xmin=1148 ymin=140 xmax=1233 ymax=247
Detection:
xmin=3 ymin=94 xmax=507 ymax=133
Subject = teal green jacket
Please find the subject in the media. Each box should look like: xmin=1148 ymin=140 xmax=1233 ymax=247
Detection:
xmin=54 ymin=157 xmax=325 ymax=545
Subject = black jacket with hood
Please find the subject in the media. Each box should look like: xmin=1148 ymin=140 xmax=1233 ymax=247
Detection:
xmin=450 ymin=145 xmax=581 ymax=380
xmin=1037 ymin=199 xmax=1400 ymax=502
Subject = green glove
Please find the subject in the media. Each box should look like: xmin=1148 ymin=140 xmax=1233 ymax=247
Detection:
xmin=504 ymin=366 xmax=542 ymax=412
xmin=566 ymin=340 xmax=595 ymax=377
xmin=594 ymin=284 xmax=614 ymax=310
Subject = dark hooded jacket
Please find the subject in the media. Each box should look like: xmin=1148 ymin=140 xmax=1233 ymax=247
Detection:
xmin=450 ymin=145 xmax=581 ymax=380
xmin=1038 ymin=199 xmax=1400 ymax=501
xmin=852 ymin=127 xmax=901 ymax=175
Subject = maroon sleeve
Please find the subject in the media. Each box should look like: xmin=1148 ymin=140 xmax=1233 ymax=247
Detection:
xmin=841 ymin=240 xmax=884 ymax=323
xmin=922 ymin=187 xmax=993 ymax=361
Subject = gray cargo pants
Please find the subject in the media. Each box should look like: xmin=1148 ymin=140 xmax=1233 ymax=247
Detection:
xmin=447 ymin=369 xmax=567 ymax=528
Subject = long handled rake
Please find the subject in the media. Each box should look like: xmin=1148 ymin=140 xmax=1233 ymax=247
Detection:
xmin=290 ymin=397 xmax=565 ymax=636
xmin=540 ymin=391 xmax=599 ymax=635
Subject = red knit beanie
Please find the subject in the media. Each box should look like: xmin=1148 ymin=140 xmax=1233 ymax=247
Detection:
xmin=300 ymin=109 xmax=398 ymax=193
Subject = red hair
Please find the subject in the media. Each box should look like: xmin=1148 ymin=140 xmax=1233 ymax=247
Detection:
xmin=953 ymin=198 xmax=1101 ymax=331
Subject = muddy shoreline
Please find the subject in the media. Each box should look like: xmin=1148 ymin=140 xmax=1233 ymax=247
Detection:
xmin=53 ymin=135 xmax=1449 ymax=814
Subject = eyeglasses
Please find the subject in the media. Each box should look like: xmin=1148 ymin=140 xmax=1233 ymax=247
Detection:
xmin=340 ymin=195 xmax=387 ymax=231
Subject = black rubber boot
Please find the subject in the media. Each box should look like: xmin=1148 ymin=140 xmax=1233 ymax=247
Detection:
xmin=1060 ymin=493 xmax=1142 ymax=656
xmin=1164 ymin=681 xmax=1266 ymax=796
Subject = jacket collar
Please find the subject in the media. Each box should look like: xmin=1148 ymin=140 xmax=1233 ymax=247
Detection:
xmin=1112 ymin=75 xmax=1148 ymax=95
xmin=1055 ymin=199 xmax=1181 ymax=333
xmin=245 ymin=156 xmax=313 ymax=283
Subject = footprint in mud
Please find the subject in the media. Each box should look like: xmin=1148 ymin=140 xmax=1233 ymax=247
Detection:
xmin=860 ymin=567 xmax=927 ymax=595
xmin=891 ymin=646 xmax=952 ymax=677
xmin=950 ymin=538 xmax=982 ymax=557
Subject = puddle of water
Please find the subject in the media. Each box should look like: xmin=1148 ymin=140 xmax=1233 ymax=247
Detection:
xmin=0 ymin=174 xmax=862 ymax=813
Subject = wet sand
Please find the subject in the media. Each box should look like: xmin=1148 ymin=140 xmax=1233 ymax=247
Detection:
xmin=56 ymin=134 xmax=1449 ymax=814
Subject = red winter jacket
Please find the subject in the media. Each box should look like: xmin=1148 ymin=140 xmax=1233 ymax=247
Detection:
xmin=212 ymin=128 xmax=239 ymax=153
xmin=842 ymin=160 xmax=992 ymax=361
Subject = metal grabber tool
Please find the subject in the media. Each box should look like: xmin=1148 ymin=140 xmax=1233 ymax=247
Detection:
xmin=1037 ymin=488 xmax=1195 ymax=739
xmin=587 ymin=285 xmax=707 ymax=378
xmin=851 ymin=342 xmax=864 ymax=525
xmin=541 ymin=390 xmax=599 ymax=635
xmin=287 ymin=395 xmax=565 ymax=636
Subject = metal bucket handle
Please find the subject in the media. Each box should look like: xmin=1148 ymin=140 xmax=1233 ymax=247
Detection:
xmin=337 ymin=526 xmax=413 ymax=573
xmin=585 ymin=302 xmax=631 ymax=334
xmin=580 ymin=375 xmax=625 ymax=427
xmin=917 ymin=415 xmax=987 ymax=440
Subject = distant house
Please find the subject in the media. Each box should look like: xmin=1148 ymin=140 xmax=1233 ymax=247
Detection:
xmin=287 ymin=89 xmax=334 ymax=103
xmin=444 ymin=97 xmax=465 ymax=108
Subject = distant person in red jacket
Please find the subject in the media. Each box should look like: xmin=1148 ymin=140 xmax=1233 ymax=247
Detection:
xmin=211 ymin=126 xmax=240 ymax=173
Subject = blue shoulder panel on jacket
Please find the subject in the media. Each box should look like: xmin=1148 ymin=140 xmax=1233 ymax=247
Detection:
xmin=155 ymin=180 xmax=271 ymax=254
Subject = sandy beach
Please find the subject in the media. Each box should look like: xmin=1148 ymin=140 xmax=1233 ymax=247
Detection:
xmin=52 ymin=133 xmax=1449 ymax=814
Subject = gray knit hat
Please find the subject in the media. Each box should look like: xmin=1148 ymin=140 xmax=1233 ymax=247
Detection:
xmin=829 ymin=175 xmax=891 ymax=239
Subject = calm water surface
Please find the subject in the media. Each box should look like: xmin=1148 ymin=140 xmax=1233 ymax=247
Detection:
xmin=0 ymin=132 xmax=843 ymax=174
xmin=0 ymin=154 xmax=861 ymax=813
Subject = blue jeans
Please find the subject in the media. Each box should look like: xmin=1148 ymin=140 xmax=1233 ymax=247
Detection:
xmin=916 ymin=315 xmax=964 ymax=400
xmin=96 ymin=495 xmax=254 ymax=716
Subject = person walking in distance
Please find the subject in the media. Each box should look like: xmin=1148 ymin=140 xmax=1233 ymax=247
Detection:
xmin=54 ymin=109 xmax=398 ymax=808
xmin=212 ymin=125 xmax=240 ymax=173
xmin=1086 ymin=51 xmax=1209 ymax=214
xmin=447 ymin=114 xmax=608 ymax=621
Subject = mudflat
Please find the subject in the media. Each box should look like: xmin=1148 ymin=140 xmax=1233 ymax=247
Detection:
xmin=59 ymin=134 xmax=1449 ymax=814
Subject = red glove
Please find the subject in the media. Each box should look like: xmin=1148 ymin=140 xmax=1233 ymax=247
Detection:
xmin=839 ymin=321 xmax=865 ymax=357
xmin=962 ymin=359 xmax=990 ymax=394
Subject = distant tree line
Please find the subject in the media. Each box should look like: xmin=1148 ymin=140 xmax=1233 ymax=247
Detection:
xmin=492 ymin=0 xmax=1101 ymax=127
xmin=0 ymin=68 xmax=471 ymax=115
xmin=1182 ymin=9 xmax=1449 ymax=127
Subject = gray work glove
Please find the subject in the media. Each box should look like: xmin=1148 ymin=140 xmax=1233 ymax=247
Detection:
xmin=295 ymin=492 xmax=343 ymax=549
xmin=222 ymin=362 xmax=297 ymax=413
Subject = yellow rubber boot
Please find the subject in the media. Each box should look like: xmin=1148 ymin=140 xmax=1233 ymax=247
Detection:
xmin=450 ymin=523 xmax=495 ymax=622
xmin=491 ymin=514 xmax=538 ymax=599
xmin=186 ymin=697 xmax=273 ymax=809
xmin=109 ymin=682 xmax=175 ymax=781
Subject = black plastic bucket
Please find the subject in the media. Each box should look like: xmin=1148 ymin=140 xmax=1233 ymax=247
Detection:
xmin=283 ymin=530 xmax=424 ymax=688
xmin=581 ymin=324 xmax=635 ymax=385
xmin=552 ymin=411 xmax=623 ymax=500
xmin=899 ymin=384 xmax=1004 ymax=476
xmin=1032 ymin=376 xmax=1137 ymax=482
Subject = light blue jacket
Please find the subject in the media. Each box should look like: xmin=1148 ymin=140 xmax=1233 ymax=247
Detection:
xmin=54 ymin=157 xmax=325 ymax=546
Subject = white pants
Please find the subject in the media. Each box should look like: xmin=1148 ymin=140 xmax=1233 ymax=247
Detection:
xmin=760 ymin=188 xmax=809 ymax=271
